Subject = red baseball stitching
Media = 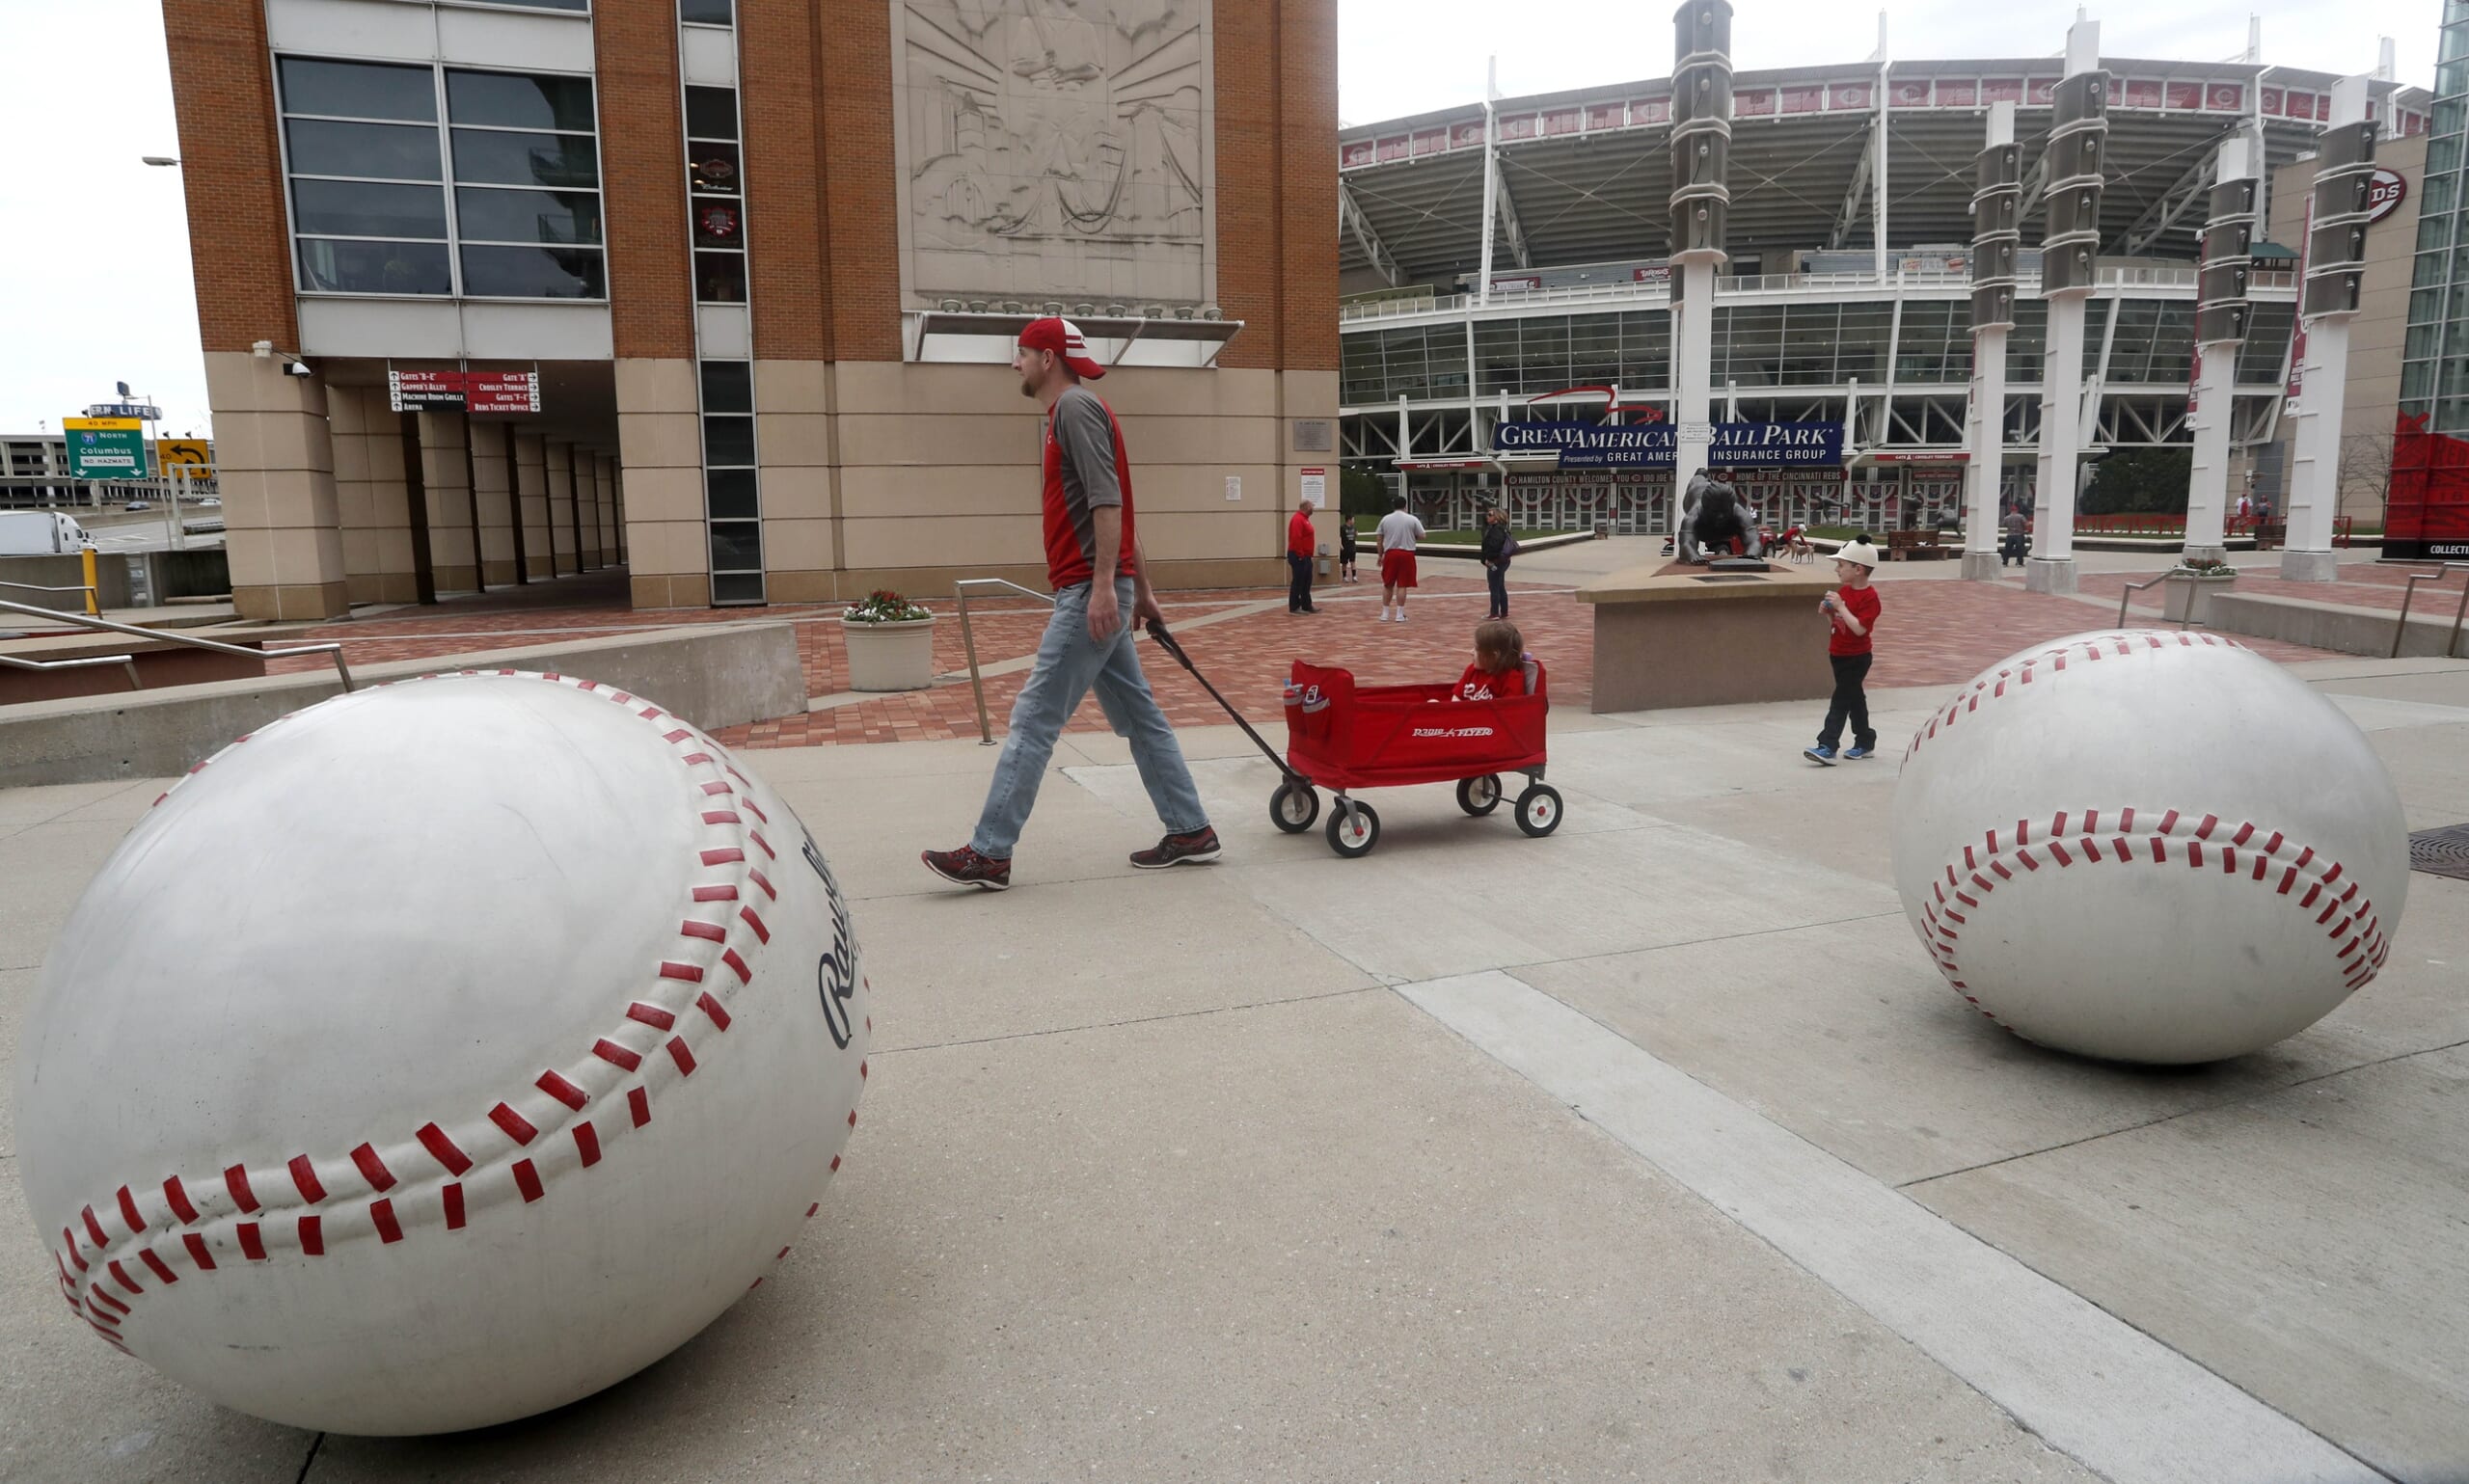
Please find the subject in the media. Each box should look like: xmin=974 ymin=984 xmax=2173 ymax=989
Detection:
xmin=1903 ymin=632 xmax=2250 ymax=765
xmin=1920 ymin=806 xmax=2391 ymax=1030
xmin=59 ymin=672 xmax=854 ymax=1357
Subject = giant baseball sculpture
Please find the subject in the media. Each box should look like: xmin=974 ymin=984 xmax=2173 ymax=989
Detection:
xmin=15 ymin=672 xmax=870 ymax=1434
xmin=1890 ymin=631 xmax=2408 ymax=1064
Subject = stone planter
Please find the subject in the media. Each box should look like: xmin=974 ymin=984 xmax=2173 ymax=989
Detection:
xmin=840 ymin=615 xmax=936 ymax=691
xmin=2161 ymin=571 xmax=2237 ymax=625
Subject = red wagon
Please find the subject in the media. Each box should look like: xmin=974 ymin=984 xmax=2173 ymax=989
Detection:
xmin=1145 ymin=623 xmax=1562 ymax=857
xmin=1271 ymin=659 xmax=1561 ymax=856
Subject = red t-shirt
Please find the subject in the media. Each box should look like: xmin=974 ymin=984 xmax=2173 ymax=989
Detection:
xmin=1828 ymin=583 xmax=1883 ymax=657
xmin=1454 ymin=662 xmax=1529 ymax=701
xmin=1288 ymin=509 xmax=1316 ymax=557
xmin=1042 ymin=388 xmax=1138 ymax=590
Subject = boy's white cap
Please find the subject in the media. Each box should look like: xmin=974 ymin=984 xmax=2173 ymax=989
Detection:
xmin=1834 ymin=540 xmax=1883 ymax=569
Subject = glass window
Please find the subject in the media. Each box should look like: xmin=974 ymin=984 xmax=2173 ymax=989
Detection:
xmin=681 ymin=0 xmax=735 ymax=22
xmin=711 ymin=571 xmax=769 ymax=605
xmin=1568 ymin=313 xmax=1621 ymax=387
xmin=296 ymin=238 xmax=451 ymax=295
xmin=2081 ymin=300 xmax=2111 ymax=380
xmin=286 ymin=119 xmax=443 ymax=180
xmin=447 ymin=70 xmax=596 ymax=133
xmin=1474 ymin=320 xmax=1522 ymax=395
xmin=2005 ymin=298 xmax=2048 ymax=383
xmin=709 ymin=521 xmax=764 ymax=571
xmin=2237 ymin=302 xmax=2294 ymax=384
xmin=701 ymin=361 xmax=754 ymax=413
xmin=695 ymin=251 xmax=748 ymax=304
xmin=279 ymin=58 xmax=436 ymax=121
xmin=689 ymin=141 xmax=743 ymax=196
xmin=704 ymin=415 xmax=757 ymax=467
xmin=1519 ymin=317 xmax=1570 ymax=390
xmin=686 ymin=87 xmax=740 ymax=142
xmin=459 ymin=244 xmax=606 ymax=298
xmin=291 ymin=179 xmax=447 ymax=239
xmin=707 ymin=469 xmax=760 ymax=519
xmin=455 ymin=187 xmax=602 ymax=245
xmin=451 ymin=129 xmax=599 ymax=188
xmin=1617 ymin=310 xmax=1669 ymax=389
xmin=692 ymin=198 xmax=746 ymax=249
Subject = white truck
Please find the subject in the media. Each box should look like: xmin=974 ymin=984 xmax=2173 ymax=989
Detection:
xmin=0 ymin=509 xmax=96 ymax=556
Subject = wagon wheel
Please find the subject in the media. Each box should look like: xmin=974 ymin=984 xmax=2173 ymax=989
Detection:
xmin=1324 ymin=800 xmax=1381 ymax=858
xmin=1455 ymin=774 xmax=1504 ymax=817
xmin=1513 ymin=784 xmax=1563 ymax=838
xmin=1269 ymin=779 xmax=1319 ymax=834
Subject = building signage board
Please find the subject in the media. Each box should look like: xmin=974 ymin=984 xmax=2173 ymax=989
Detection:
xmin=388 ymin=369 xmax=542 ymax=414
xmin=2367 ymin=167 xmax=2407 ymax=224
xmin=63 ymin=418 xmax=149 ymax=479
xmin=1493 ymin=419 xmax=1845 ymax=468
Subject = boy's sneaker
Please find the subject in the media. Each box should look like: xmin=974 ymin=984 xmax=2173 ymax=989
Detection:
xmin=1842 ymin=744 xmax=1875 ymax=760
xmin=1130 ymin=826 xmax=1222 ymax=869
xmin=1804 ymin=744 xmax=1837 ymax=766
xmin=921 ymin=845 xmax=1011 ymax=890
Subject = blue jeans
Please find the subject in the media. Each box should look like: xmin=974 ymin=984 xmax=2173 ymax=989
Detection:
xmin=1485 ymin=562 xmax=1509 ymax=617
xmin=971 ymin=578 xmax=1210 ymax=859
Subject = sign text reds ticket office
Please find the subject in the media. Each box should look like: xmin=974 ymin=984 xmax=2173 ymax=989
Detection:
xmin=389 ymin=369 xmax=543 ymax=414
xmin=1494 ymin=420 xmax=1845 ymax=468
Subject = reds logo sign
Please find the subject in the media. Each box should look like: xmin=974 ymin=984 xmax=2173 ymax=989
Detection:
xmin=2367 ymin=168 xmax=2407 ymax=225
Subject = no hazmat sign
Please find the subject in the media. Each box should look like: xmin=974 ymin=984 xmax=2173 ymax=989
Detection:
xmin=388 ymin=369 xmax=543 ymax=415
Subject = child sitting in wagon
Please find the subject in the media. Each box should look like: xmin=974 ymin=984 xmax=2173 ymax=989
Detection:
xmin=1453 ymin=619 xmax=1531 ymax=701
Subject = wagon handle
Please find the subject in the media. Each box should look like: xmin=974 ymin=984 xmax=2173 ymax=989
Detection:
xmin=1145 ymin=619 xmax=1308 ymax=783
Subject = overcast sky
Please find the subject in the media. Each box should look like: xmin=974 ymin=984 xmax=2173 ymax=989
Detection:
xmin=0 ymin=0 xmax=2437 ymax=437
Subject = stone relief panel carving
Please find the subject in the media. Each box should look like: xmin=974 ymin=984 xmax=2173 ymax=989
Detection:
xmin=893 ymin=0 xmax=1214 ymax=309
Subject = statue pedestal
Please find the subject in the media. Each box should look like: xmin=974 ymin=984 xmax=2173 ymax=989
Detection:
xmin=1960 ymin=551 xmax=2004 ymax=580
xmin=1577 ymin=559 xmax=1840 ymax=713
xmin=2024 ymin=557 xmax=2078 ymax=595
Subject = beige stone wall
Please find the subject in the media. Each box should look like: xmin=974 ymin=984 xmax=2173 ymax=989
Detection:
xmin=472 ymin=419 xmax=521 ymax=587
xmin=329 ymin=384 xmax=419 ymax=607
xmin=204 ymin=351 xmax=347 ymax=621
xmin=512 ymin=431 xmax=556 ymax=581
xmin=615 ymin=358 xmax=708 ymax=608
xmin=544 ymin=441 xmax=580 ymax=579
xmin=595 ymin=454 xmax=621 ymax=567
xmin=756 ymin=359 xmax=838 ymax=603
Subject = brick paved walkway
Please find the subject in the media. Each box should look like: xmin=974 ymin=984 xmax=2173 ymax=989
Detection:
xmin=258 ymin=564 xmax=2343 ymax=751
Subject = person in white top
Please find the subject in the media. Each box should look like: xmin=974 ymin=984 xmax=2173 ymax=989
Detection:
xmin=1375 ymin=496 xmax=1426 ymax=622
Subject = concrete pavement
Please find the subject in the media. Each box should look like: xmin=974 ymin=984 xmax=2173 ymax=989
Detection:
xmin=2 ymin=654 xmax=2465 ymax=1481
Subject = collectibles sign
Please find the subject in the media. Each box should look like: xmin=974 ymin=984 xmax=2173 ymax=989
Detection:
xmin=389 ymin=369 xmax=543 ymax=414
xmin=1493 ymin=420 xmax=1844 ymax=468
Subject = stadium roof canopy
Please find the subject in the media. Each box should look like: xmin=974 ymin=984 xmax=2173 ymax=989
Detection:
xmin=1337 ymin=60 xmax=2428 ymax=284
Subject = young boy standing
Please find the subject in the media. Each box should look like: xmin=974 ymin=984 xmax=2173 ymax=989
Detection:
xmin=1804 ymin=539 xmax=1883 ymax=765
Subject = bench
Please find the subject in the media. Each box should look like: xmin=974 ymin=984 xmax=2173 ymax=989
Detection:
xmin=1884 ymin=528 xmax=1952 ymax=561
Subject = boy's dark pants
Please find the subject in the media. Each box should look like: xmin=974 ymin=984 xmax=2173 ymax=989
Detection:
xmin=1819 ymin=652 xmax=1875 ymax=750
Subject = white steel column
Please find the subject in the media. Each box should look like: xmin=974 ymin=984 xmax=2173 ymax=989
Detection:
xmin=1962 ymin=101 xmax=2020 ymax=579
xmin=2284 ymin=75 xmax=2374 ymax=580
xmin=2027 ymin=16 xmax=2107 ymax=595
xmin=2185 ymin=136 xmax=2258 ymax=560
xmin=1478 ymin=57 xmax=1500 ymax=310
xmin=1669 ymin=0 xmax=1734 ymax=532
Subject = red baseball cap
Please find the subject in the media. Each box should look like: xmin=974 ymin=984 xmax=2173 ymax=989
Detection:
xmin=1017 ymin=316 xmax=1106 ymax=380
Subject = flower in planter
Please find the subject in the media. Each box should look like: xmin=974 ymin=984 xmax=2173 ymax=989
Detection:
xmin=844 ymin=590 xmax=933 ymax=623
xmin=2170 ymin=557 xmax=2238 ymax=578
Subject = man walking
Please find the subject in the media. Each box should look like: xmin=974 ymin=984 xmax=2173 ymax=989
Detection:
xmin=922 ymin=318 xmax=1218 ymax=891
xmin=1287 ymin=497 xmax=1319 ymax=613
xmin=1376 ymin=495 xmax=1424 ymax=622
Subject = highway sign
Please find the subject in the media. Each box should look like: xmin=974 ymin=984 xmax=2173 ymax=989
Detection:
xmin=64 ymin=418 xmax=151 ymax=479
xmin=156 ymin=439 xmax=213 ymax=476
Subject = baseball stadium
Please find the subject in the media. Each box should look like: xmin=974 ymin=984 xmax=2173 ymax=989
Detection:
xmin=1335 ymin=45 xmax=2428 ymax=539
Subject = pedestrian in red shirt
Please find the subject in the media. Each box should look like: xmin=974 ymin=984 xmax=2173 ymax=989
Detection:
xmin=1805 ymin=539 xmax=1884 ymax=765
xmin=1287 ymin=498 xmax=1319 ymax=614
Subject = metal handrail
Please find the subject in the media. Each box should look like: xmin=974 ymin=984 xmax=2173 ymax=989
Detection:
xmin=0 ymin=579 xmax=101 ymax=616
xmin=2117 ymin=571 xmax=2198 ymax=630
xmin=952 ymin=579 xmax=1056 ymax=745
xmin=2390 ymin=562 xmax=2469 ymax=659
xmin=0 ymin=652 xmax=142 ymax=691
xmin=0 ymin=598 xmax=355 ymax=691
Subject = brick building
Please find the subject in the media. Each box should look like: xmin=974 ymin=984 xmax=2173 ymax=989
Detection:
xmin=165 ymin=0 xmax=1336 ymax=620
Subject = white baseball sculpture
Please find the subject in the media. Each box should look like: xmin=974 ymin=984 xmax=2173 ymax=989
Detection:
xmin=14 ymin=672 xmax=870 ymax=1434
xmin=1890 ymin=631 xmax=2408 ymax=1065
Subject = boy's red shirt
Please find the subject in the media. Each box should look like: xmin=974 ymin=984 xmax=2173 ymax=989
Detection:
xmin=1829 ymin=584 xmax=1883 ymax=657
xmin=1455 ymin=662 xmax=1529 ymax=701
